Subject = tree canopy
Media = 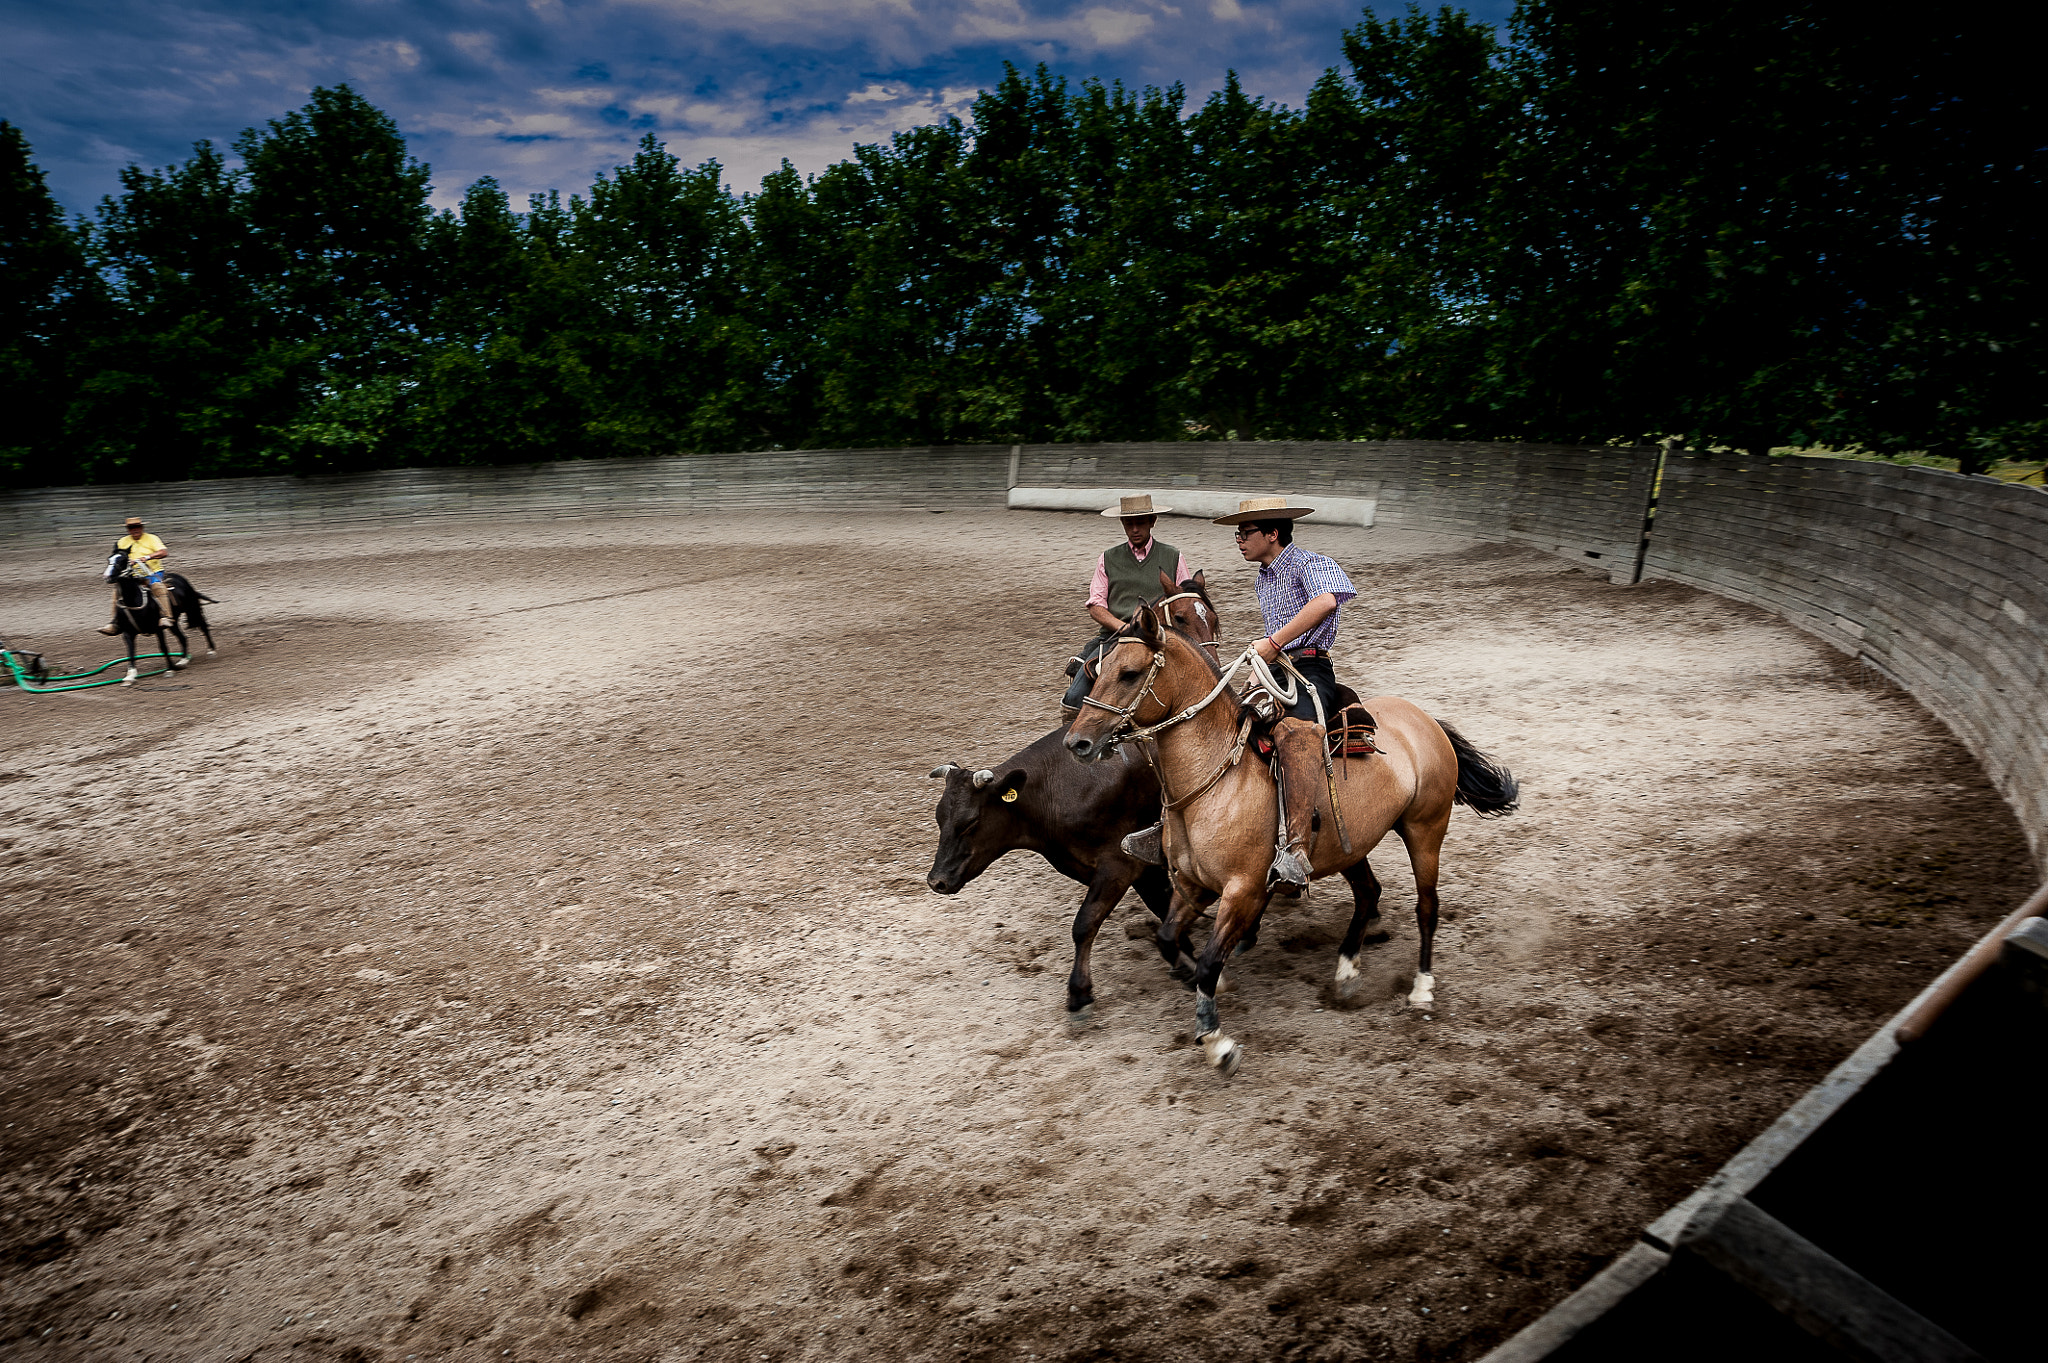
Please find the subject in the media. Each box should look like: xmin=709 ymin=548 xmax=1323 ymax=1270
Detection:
xmin=2 ymin=1 xmax=2039 ymax=486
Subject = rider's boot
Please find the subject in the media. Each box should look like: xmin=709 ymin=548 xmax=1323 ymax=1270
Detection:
xmin=1121 ymin=820 xmax=1165 ymax=865
xmin=1266 ymin=719 xmax=1327 ymax=893
xmin=97 ymin=620 xmax=122 ymax=635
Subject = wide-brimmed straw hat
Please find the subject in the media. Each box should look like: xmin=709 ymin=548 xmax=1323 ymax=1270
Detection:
xmin=1101 ymin=493 xmax=1171 ymax=518
xmin=1211 ymin=495 xmax=1315 ymax=526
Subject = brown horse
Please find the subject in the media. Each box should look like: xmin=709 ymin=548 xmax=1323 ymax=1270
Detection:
xmin=1063 ymin=602 xmax=1517 ymax=1077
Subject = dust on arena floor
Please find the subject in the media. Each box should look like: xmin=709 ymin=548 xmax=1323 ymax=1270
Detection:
xmin=1 ymin=510 xmax=2034 ymax=1362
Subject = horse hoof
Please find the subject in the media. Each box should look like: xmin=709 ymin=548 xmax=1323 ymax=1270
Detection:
xmin=1065 ymin=1004 xmax=1095 ymax=1033
xmin=1201 ymin=1032 xmax=1245 ymax=1078
xmin=1407 ymin=972 xmax=1437 ymax=1009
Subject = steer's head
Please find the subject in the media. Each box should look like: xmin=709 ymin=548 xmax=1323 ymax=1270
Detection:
xmin=925 ymin=761 xmax=1029 ymax=894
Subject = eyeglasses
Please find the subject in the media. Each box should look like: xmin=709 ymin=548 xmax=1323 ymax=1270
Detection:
xmin=1234 ymin=527 xmax=1266 ymax=541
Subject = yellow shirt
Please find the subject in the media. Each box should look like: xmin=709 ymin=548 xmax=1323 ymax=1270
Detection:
xmin=118 ymin=533 xmax=168 ymax=575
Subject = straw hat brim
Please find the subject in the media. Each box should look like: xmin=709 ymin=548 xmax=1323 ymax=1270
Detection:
xmin=1211 ymin=505 xmax=1316 ymax=525
xmin=1101 ymin=505 xmax=1171 ymax=517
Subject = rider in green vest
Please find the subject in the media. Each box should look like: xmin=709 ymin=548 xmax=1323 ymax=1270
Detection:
xmin=1060 ymin=494 xmax=1198 ymax=720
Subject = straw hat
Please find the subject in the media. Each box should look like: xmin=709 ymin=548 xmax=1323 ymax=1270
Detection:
xmin=1101 ymin=493 xmax=1171 ymax=518
xmin=1211 ymin=495 xmax=1315 ymax=526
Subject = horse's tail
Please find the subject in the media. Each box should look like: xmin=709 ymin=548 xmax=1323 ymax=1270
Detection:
xmin=167 ymin=572 xmax=217 ymax=603
xmin=1439 ymin=720 xmax=1519 ymax=817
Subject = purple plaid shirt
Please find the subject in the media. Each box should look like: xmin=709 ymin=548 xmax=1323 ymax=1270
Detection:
xmin=1255 ymin=543 xmax=1357 ymax=651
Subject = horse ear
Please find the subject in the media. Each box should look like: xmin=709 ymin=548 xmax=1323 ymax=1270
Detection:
xmin=1135 ymin=602 xmax=1163 ymax=645
xmin=1158 ymin=569 xmax=1177 ymax=594
xmin=1192 ymin=569 xmax=1206 ymax=588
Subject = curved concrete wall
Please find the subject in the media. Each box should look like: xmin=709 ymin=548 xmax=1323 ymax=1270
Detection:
xmin=1640 ymin=452 xmax=2047 ymax=864
xmin=3 ymin=441 xmax=2040 ymax=861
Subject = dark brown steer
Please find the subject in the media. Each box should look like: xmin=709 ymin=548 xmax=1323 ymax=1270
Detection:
xmin=927 ymin=579 xmax=1221 ymax=1021
xmin=927 ymin=728 xmax=1174 ymax=1021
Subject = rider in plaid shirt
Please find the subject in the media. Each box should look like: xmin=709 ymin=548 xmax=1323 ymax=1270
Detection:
xmin=1227 ymin=498 xmax=1358 ymax=890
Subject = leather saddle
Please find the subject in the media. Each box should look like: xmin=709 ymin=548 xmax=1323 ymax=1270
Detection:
xmin=1240 ymin=682 xmax=1379 ymax=763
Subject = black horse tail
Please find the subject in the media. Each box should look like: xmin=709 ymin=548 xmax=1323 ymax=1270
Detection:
xmin=1439 ymin=720 xmax=1519 ymax=817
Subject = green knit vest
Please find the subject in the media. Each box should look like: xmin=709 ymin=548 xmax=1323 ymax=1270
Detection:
xmin=1102 ymin=538 xmax=1181 ymax=626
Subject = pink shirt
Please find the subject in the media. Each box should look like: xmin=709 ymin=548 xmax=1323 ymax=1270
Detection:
xmin=1087 ymin=537 xmax=1196 ymax=611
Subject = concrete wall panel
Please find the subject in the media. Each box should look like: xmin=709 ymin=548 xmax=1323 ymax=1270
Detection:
xmin=1643 ymin=452 xmax=2048 ymax=862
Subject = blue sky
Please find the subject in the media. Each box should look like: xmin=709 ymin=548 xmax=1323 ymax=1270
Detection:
xmin=4 ymin=0 xmax=1512 ymax=215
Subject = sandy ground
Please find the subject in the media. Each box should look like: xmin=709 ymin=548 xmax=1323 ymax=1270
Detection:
xmin=0 ymin=509 xmax=2037 ymax=1363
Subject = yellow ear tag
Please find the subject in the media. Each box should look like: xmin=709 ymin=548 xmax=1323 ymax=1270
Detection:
xmin=1000 ymin=787 xmax=1019 ymax=803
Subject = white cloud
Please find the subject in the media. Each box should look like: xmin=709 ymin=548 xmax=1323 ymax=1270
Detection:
xmin=346 ymin=39 xmax=423 ymax=79
xmin=1079 ymin=7 xmax=1155 ymax=47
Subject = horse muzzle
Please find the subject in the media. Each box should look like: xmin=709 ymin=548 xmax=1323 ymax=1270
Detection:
xmin=1065 ymin=730 xmax=1113 ymax=762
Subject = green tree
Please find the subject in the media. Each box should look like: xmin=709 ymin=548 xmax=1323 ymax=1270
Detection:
xmin=69 ymin=138 xmax=299 ymax=481
xmin=235 ymin=84 xmax=434 ymax=470
xmin=0 ymin=121 xmax=101 ymax=487
xmin=564 ymin=135 xmax=758 ymax=453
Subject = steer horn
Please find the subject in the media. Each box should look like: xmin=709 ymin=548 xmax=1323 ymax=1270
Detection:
xmin=971 ymin=769 xmax=996 ymax=789
xmin=928 ymin=763 xmax=957 ymax=779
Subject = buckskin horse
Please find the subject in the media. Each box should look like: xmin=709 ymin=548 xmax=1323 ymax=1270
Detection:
xmin=103 ymin=548 xmax=219 ymax=684
xmin=926 ymin=576 xmax=1222 ymax=1020
xmin=1063 ymin=601 xmax=1517 ymax=1077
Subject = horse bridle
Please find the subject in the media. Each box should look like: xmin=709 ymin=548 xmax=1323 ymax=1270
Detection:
xmin=1076 ymin=590 xmax=1218 ymax=685
xmin=1158 ymin=591 xmax=1221 ymax=657
xmin=1077 ymin=635 xmax=1174 ymax=731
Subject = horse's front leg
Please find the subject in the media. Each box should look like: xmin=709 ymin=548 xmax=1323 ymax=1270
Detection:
xmin=120 ymin=630 xmax=141 ymax=685
xmin=1065 ymin=857 xmax=1142 ymax=1025
xmin=165 ymin=623 xmax=190 ymax=669
xmin=1192 ymin=880 xmax=1267 ymax=1079
xmin=1155 ymin=879 xmax=1212 ymax=986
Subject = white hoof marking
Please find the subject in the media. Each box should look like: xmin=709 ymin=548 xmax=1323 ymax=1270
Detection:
xmin=1408 ymin=972 xmax=1436 ymax=1008
xmin=121 ymin=669 xmax=138 ymax=686
xmin=1334 ymin=954 xmax=1359 ymax=983
xmin=1201 ymin=1032 xmax=1244 ymax=1077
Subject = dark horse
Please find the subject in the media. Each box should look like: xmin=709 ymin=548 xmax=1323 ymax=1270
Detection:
xmin=925 ymin=577 xmax=1221 ymax=1021
xmin=103 ymin=549 xmax=218 ymax=684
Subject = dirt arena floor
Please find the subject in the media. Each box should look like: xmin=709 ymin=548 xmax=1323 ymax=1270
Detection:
xmin=1 ymin=508 xmax=2038 ymax=1363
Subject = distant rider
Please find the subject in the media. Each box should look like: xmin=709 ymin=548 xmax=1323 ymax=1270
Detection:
xmin=97 ymin=516 xmax=175 ymax=634
xmin=1060 ymin=494 xmax=1199 ymax=721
